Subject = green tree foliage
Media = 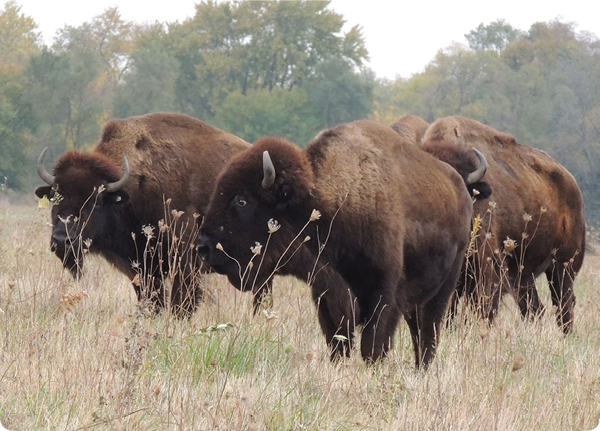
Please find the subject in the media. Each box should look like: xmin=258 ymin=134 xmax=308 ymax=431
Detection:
xmin=113 ymin=24 xmax=180 ymax=118
xmin=306 ymin=59 xmax=374 ymax=128
xmin=466 ymin=19 xmax=523 ymax=52
xmin=0 ymin=1 xmax=39 ymax=188
xmin=213 ymin=88 xmax=320 ymax=145
xmin=23 ymin=7 xmax=136 ymax=156
xmin=166 ymin=0 xmax=368 ymax=117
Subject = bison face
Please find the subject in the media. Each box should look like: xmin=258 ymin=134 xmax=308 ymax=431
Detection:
xmin=197 ymin=140 xmax=314 ymax=292
xmin=36 ymin=148 xmax=130 ymax=279
xmin=35 ymin=185 xmax=130 ymax=279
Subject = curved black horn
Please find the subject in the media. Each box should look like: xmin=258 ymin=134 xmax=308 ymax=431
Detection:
xmin=37 ymin=147 xmax=55 ymax=185
xmin=105 ymin=156 xmax=130 ymax=193
xmin=466 ymin=148 xmax=487 ymax=184
xmin=262 ymin=151 xmax=276 ymax=189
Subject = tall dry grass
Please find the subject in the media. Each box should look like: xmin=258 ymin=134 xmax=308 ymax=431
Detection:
xmin=0 ymin=200 xmax=599 ymax=430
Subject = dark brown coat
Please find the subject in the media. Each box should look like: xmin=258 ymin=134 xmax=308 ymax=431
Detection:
xmin=198 ymin=120 xmax=475 ymax=367
xmin=423 ymin=116 xmax=586 ymax=332
xmin=36 ymin=112 xmax=252 ymax=315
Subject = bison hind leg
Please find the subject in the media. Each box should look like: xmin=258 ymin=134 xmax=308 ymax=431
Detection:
xmin=545 ymin=263 xmax=577 ymax=334
xmin=515 ymin=281 xmax=545 ymax=322
xmin=358 ymin=288 xmax=402 ymax=364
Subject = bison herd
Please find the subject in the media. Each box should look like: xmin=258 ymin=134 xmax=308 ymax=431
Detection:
xmin=35 ymin=112 xmax=587 ymax=369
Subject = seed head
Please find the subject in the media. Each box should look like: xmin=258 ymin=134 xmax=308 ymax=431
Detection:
xmin=310 ymin=209 xmax=322 ymax=222
xmin=267 ymin=219 xmax=281 ymax=234
xmin=158 ymin=220 xmax=169 ymax=233
xmin=503 ymin=237 xmax=516 ymax=254
xmin=216 ymin=243 xmax=224 ymax=251
xmin=142 ymin=225 xmax=155 ymax=240
xmin=522 ymin=213 xmax=532 ymax=222
xmin=250 ymin=242 xmax=262 ymax=255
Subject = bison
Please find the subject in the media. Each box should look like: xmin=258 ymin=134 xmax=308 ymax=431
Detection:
xmin=35 ymin=112 xmax=273 ymax=315
xmin=389 ymin=114 xmax=429 ymax=146
xmin=390 ymin=114 xmax=492 ymax=200
xmin=197 ymin=120 xmax=488 ymax=367
xmin=422 ymin=116 xmax=586 ymax=333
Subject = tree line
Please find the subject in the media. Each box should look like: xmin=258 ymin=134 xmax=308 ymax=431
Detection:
xmin=0 ymin=1 xmax=599 ymax=221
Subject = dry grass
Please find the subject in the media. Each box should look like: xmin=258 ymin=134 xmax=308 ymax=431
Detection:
xmin=0 ymin=200 xmax=599 ymax=431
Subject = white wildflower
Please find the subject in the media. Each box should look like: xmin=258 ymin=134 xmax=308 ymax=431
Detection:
xmin=503 ymin=237 xmax=516 ymax=254
xmin=251 ymin=242 xmax=262 ymax=255
xmin=171 ymin=209 xmax=184 ymax=220
xmin=268 ymin=219 xmax=281 ymax=234
xmin=142 ymin=225 xmax=155 ymax=240
xmin=310 ymin=209 xmax=321 ymax=221
xmin=158 ymin=219 xmax=169 ymax=233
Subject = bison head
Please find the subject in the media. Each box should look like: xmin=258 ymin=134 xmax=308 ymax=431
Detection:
xmin=421 ymin=141 xmax=492 ymax=200
xmin=35 ymin=148 xmax=130 ymax=279
xmin=197 ymin=138 xmax=315 ymax=291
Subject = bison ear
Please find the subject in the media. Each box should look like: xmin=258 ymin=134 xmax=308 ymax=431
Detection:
xmin=106 ymin=190 xmax=130 ymax=205
xmin=35 ymin=185 xmax=54 ymax=199
xmin=468 ymin=182 xmax=492 ymax=201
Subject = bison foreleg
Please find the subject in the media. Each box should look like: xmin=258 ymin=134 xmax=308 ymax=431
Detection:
xmin=310 ymin=268 xmax=357 ymax=361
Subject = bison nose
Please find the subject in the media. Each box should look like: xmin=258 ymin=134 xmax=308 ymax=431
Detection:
xmin=196 ymin=233 xmax=213 ymax=261
xmin=52 ymin=231 xmax=68 ymax=245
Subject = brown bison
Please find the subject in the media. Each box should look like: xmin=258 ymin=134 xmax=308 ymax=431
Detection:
xmin=35 ymin=112 xmax=274 ymax=315
xmin=390 ymin=114 xmax=492 ymax=200
xmin=197 ymin=120 xmax=488 ymax=368
xmin=422 ymin=116 xmax=586 ymax=333
xmin=389 ymin=114 xmax=429 ymax=145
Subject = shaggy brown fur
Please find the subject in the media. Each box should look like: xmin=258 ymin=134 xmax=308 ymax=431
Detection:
xmin=389 ymin=114 xmax=429 ymax=145
xmin=422 ymin=116 xmax=586 ymax=333
xmin=36 ymin=112 xmax=258 ymax=315
xmin=198 ymin=120 xmax=474 ymax=368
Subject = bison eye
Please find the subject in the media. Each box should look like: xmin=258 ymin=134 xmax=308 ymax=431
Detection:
xmin=235 ymin=195 xmax=247 ymax=207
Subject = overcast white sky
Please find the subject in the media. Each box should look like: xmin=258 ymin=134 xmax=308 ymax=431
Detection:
xmin=16 ymin=0 xmax=600 ymax=79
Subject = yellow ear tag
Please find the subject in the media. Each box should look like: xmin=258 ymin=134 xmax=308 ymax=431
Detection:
xmin=38 ymin=195 xmax=50 ymax=209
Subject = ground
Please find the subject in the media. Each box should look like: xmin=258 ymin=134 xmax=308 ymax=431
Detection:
xmin=0 ymin=200 xmax=599 ymax=430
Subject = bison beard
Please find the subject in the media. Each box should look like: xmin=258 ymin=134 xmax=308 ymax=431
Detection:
xmin=198 ymin=120 xmax=479 ymax=368
xmin=35 ymin=113 xmax=274 ymax=316
xmin=422 ymin=116 xmax=586 ymax=333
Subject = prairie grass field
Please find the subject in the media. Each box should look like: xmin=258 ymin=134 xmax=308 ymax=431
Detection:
xmin=0 ymin=200 xmax=599 ymax=431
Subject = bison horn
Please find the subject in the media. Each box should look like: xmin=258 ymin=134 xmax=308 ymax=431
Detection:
xmin=466 ymin=148 xmax=488 ymax=184
xmin=105 ymin=156 xmax=130 ymax=193
xmin=37 ymin=147 xmax=55 ymax=186
xmin=262 ymin=151 xmax=276 ymax=189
